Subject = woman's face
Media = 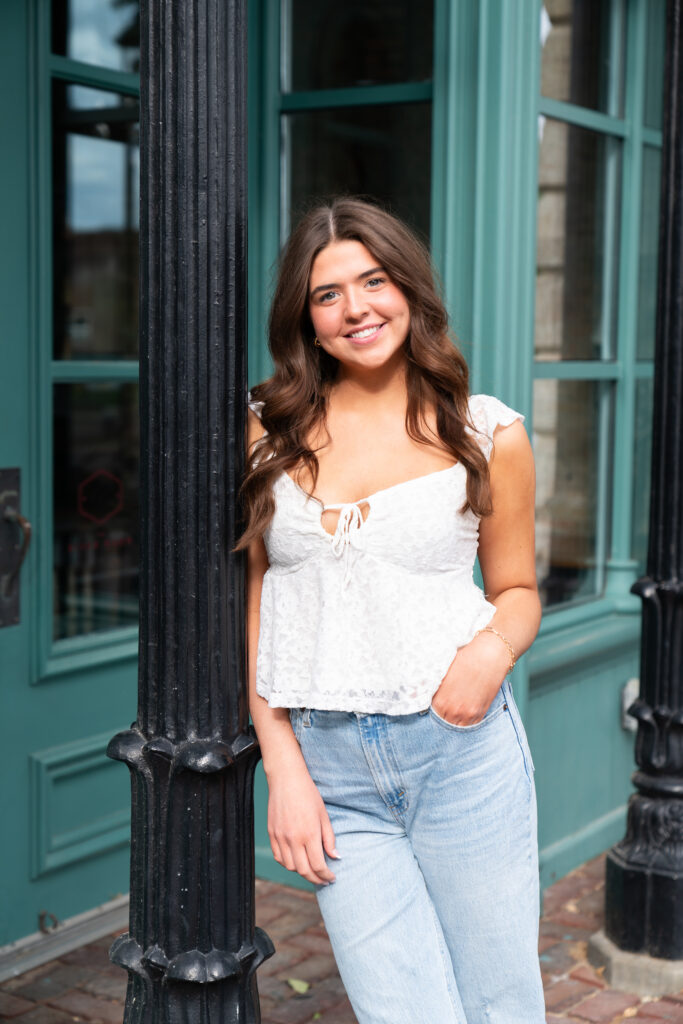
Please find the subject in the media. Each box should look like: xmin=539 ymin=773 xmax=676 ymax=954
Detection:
xmin=308 ymin=240 xmax=411 ymax=374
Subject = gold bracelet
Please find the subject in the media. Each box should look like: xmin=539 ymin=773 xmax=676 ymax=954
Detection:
xmin=474 ymin=626 xmax=517 ymax=673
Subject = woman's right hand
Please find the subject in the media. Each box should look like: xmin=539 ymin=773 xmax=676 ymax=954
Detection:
xmin=267 ymin=761 xmax=340 ymax=885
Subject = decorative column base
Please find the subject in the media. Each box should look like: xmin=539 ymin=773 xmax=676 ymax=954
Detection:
xmin=108 ymin=726 xmax=275 ymax=1023
xmin=588 ymin=929 xmax=683 ymax=997
xmin=603 ymin=779 xmax=683 ymax=966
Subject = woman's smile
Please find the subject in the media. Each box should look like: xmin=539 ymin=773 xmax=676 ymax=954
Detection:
xmin=345 ymin=322 xmax=386 ymax=344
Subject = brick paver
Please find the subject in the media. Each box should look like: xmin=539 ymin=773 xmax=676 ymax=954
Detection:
xmin=638 ymin=1000 xmax=683 ymax=1020
xmin=2 ymin=854 xmax=683 ymax=1023
xmin=0 ymin=992 xmax=34 ymax=1018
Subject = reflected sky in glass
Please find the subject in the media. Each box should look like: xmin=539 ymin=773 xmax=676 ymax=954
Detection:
xmin=52 ymin=0 xmax=140 ymax=73
xmin=53 ymin=82 xmax=139 ymax=359
xmin=67 ymin=135 xmax=139 ymax=231
xmin=64 ymin=86 xmax=139 ymax=232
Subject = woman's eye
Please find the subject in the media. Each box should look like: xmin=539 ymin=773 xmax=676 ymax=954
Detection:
xmin=319 ymin=290 xmax=338 ymax=303
xmin=366 ymin=277 xmax=385 ymax=288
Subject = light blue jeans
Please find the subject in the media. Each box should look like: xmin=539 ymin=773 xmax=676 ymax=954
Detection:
xmin=289 ymin=679 xmax=545 ymax=1024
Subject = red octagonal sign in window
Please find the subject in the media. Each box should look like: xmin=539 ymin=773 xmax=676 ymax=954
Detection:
xmin=77 ymin=469 xmax=124 ymax=525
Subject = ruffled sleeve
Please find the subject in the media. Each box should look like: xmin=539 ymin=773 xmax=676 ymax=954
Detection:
xmin=467 ymin=394 xmax=525 ymax=461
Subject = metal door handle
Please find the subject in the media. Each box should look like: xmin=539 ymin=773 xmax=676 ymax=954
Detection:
xmin=2 ymin=507 xmax=32 ymax=599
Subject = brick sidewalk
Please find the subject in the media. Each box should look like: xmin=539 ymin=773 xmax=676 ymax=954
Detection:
xmin=2 ymin=853 xmax=683 ymax=1023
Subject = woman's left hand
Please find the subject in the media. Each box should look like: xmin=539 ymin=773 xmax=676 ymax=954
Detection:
xmin=430 ymin=630 xmax=510 ymax=726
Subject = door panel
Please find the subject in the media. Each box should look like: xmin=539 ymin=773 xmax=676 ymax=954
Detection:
xmin=0 ymin=0 xmax=138 ymax=946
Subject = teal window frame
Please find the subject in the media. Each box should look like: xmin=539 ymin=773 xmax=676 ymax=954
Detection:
xmin=534 ymin=0 xmax=659 ymax=625
xmin=247 ymin=0 xmax=436 ymax=386
xmin=29 ymin=1 xmax=140 ymax=683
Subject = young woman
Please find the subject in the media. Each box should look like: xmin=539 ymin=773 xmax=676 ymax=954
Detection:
xmin=236 ymin=197 xmax=545 ymax=1024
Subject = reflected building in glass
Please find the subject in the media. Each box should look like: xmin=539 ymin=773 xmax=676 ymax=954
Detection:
xmin=51 ymin=80 xmax=140 ymax=640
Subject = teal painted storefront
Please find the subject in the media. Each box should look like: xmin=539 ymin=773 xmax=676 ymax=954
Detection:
xmin=0 ymin=0 xmax=663 ymax=948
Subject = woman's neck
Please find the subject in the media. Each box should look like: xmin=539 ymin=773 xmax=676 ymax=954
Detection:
xmin=331 ymin=351 xmax=408 ymax=409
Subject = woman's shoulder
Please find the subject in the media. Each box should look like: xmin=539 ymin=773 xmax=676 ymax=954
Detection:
xmin=467 ymin=393 xmax=524 ymax=430
xmin=466 ymin=393 xmax=526 ymax=460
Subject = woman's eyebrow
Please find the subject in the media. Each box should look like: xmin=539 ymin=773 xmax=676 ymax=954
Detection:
xmin=310 ymin=266 xmax=385 ymax=297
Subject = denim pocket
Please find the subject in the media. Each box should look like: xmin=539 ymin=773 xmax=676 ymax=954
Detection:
xmin=428 ymin=686 xmax=506 ymax=732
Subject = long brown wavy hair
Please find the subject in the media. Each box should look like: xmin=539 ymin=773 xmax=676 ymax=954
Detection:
xmin=234 ymin=197 xmax=491 ymax=551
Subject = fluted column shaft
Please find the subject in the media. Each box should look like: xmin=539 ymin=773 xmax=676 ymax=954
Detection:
xmin=107 ymin=1 xmax=274 ymax=1019
xmin=605 ymin=0 xmax=683 ymax=960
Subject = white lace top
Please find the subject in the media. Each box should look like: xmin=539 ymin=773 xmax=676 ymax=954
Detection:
xmin=250 ymin=393 xmax=523 ymax=714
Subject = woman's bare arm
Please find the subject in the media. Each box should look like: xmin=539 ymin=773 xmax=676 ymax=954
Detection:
xmin=431 ymin=419 xmax=541 ymax=724
xmin=246 ymin=408 xmax=339 ymax=884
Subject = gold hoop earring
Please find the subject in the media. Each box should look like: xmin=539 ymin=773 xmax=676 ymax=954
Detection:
xmin=314 ymin=337 xmax=322 ymax=347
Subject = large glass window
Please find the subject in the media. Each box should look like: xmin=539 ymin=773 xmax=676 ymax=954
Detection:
xmin=287 ymin=0 xmax=432 ymax=92
xmin=536 ymin=0 xmax=663 ymax=610
xmin=540 ymin=0 xmax=625 ymax=115
xmin=535 ymin=122 xmax=622 ymax=362
xmin=534 ymin=380 xmax=609 ymax=606
xmin=52 ymin=84 xmax=139 ymax=360
xmin=50 ymin=4 xmax=140 ymax=644
xmin=286 ymin=104 xmax=431 ymax=239
xmin=281 ymin=0 xmax=433 ymax=239
xmin=53 ymin=383 xmax=139 ymax=640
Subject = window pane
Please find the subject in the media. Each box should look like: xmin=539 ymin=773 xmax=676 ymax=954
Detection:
xmin=644 ymin=0 xmax=666 ymax=130
xmin=285 ymin=104 xmax=431 ymax=241
xmin=637 ymin=147 xmax=661 ymax=361
xmin=535 ymin=120 xmax=621 ymax=361
xmin=286 ymin=0 xmax=433 ymax=92
xmin=53 ymin=382 xmax=139 ymax=641
xmin=534 ymin=379 xmax=608 ymax=607
xmin=632 ymin=379 xmax=653 ymax=574
xmin=51 ymin=0 xmax=140 ymax=73
xmin=53 ymin=83 xmax=139 ymax=360
xmin=540 ymin=0 xmax=625 ymax=116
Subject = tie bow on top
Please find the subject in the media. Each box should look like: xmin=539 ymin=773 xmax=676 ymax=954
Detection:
xmin=325 ymin=501 xmax=366 ymax=589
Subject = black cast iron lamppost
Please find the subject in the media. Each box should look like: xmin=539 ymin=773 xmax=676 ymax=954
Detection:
xmin=592 ymin=0 xmax=683 ymax=992
xmin=107 ymin=0 xmax=274 ymax=1020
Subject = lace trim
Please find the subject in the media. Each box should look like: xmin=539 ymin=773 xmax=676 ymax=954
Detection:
xmin=257 ymin=684 xmax=439 ymax=716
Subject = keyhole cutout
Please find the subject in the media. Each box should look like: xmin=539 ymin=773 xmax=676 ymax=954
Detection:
xmin=320 ymin=501 xmax=371 ymax=538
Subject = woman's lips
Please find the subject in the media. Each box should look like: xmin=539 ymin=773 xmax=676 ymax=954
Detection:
xmin=345 ymin=322 xmax=386 ymax=345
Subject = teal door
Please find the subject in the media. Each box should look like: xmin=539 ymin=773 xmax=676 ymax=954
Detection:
xmin=0 ymin=0 xmax=140 ymax=946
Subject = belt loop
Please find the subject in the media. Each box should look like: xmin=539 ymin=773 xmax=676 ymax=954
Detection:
xmin=303 ymin=707 xmax=312 ymax=728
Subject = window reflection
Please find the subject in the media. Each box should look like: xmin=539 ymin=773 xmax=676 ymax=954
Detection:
xmin=51 ymin=0 xmax=140 ymax=73
xmin=637 ymin=147 xmax=661 ymax=361
xmin=644 ymin=0 xmax=666 ymax=130
xmin=53 ymin=382 xmax=139 ymax=641
xmin=632 ymin=379 xmax=653 ymax=574
xmin=534 ymin=379 xmax=606 ymax=606
xmin=52 ymin=83 xmax=139 ymax=360
xmin=286 ymin=104 xmax=431 ymax=241
xmin=535 ymin=120 xmax=621 ymax=361
xmin=287 ymin=0 xmax=433 ymax=92
xmin=540 ymin=0 xmax=625 ymax=116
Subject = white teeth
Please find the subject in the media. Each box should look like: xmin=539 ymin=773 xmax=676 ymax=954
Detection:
xmin=348 ymin=325 xmax=382 ymax=339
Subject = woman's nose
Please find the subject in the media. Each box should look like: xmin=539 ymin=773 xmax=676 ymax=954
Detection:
xmin=344 ymin=288 xmax=370 ymax=319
